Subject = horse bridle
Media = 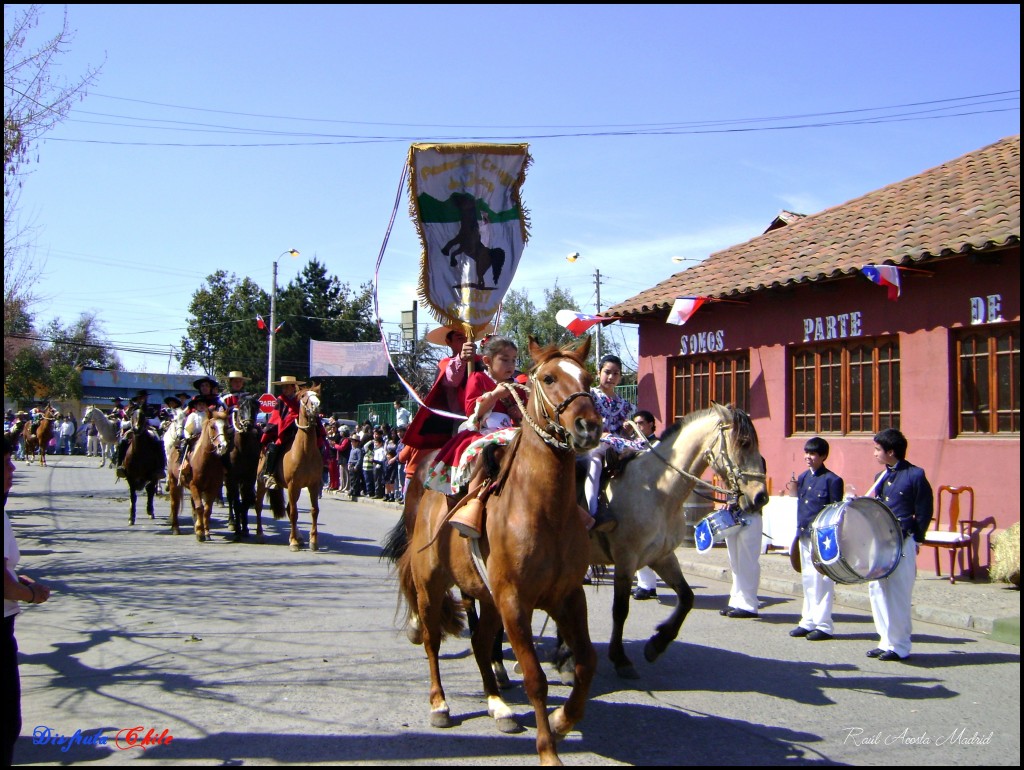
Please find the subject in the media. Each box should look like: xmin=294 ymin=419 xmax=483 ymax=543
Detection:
xmin=499 ymin=364 xmax=594 ymax=451
xmin=294 ymin=391 xmax=319 ymax=432
xmin=639 ymin=420 xmax=765 ymax=503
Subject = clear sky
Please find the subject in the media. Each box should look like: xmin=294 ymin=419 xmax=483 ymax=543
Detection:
xmin=9 ymin=4 xmax=1020 ymax=377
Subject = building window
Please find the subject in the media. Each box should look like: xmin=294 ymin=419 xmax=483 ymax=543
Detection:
xmin=671 ymin=353 xmax=749 ymax=420
xmin=955 ymin=324 xmax=1020 ymax=435
xmin=790 ymin=338 xmax=900 ymax=435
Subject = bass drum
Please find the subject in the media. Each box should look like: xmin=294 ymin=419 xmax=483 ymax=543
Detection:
xmin=810 ymin=497 xmax=902 ymax=584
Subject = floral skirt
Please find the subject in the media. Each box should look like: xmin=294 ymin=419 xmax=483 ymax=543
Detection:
xmin=425 ymin=427 xmax=519 ymax=495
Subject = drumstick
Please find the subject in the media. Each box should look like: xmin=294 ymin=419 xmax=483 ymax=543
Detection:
xmin=864 ymin=471 xmax=887 ymax=498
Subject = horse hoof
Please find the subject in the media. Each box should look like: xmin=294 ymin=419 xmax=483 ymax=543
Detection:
xmin=495 ymin=716 xmax=522 ymax=734
xmin=550 ymin=706 xmax=572 ymax=738
xmin=172 ymin=528 xmax=181 ymax=535
xmin=290 ymin=543 xmax=301 ymax=552
xmin=310 ymin=541 xmax=319 ymax=552
xmin=644 ymin=639 xmax=663 ymax=663
xmin=196 ymin=533 xmax=205 ymax=542
xmin=558 ymin=669 xmax=576 ymax=687
xmin=429 ymin=709 xmax=453 ymax=729
xmin=615 ymin=663 xmax=640 ymax=680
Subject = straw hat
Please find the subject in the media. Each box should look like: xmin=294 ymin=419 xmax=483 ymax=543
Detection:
xmin=424 ymin=321 xmax=496 ymax=347
xmin=226 ymin=371 xmax=249 ymax=382
xmin=271 ymin=375 xmax=306 ymax=387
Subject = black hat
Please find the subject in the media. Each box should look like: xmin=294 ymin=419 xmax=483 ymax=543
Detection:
xmin=163 ymin=395 xmax=183 ymax=409
xmin=188 ymin=394 xmax=211 ymax=409
xmin=132 ymin=389 xmax=150 ymax=402
xmin=193 ymin=376 xmax=220 ymax=391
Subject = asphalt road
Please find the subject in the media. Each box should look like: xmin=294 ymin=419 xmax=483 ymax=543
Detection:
xmin=7 ymin=455 xmax=1021 ymax=766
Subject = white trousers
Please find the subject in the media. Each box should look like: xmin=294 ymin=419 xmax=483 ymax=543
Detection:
xmin=798 ymin=535 xmax=835 ymax=633
xmin=868 ymin=534 xmax=917 ymax=657
xmin=724 ymin=513 xmax=762 ymax=613
xmin=584 ymin=444 xmax=609 ymax=517
xmin=636 ymin=566 xmax=658 ymax=591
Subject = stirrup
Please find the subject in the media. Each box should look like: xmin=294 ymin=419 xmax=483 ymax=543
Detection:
xmin=263 ymin=474 xmax=278 ymax=490
xmin=116 ymin=465 xmax=127 ymax=479
xmin=450 ymin=498 xmax=484 ymax=539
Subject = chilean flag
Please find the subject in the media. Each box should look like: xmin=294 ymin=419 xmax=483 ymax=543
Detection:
xmin=555 ymin=309 xmax=615 ymax=337
xmin=256 ymin=314 xmax=267 ymax=331
xmin=666 ymin=296 xmax=707 ymax=326
xmin=860 ymin=265 xmax=901 ymax=301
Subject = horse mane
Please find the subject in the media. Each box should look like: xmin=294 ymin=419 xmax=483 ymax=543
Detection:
xmin=658 ymin=403 xmax=758 ymax=449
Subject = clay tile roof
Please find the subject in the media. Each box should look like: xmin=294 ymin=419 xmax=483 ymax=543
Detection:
xmin=608 ymin=135 xmax=1020 ymax=318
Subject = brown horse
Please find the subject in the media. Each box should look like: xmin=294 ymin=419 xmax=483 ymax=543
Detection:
xmin=22 ymin=407 xmax=58 ymax=465
xmin=383 ymin=338 xmax=602 ymax=766
xmin=184 ymin=410 xmax=230 ymax=542
xmin=122 ymin=407 xmax=166 ymax=525
xmin=225 ymin=394 xmax=261 ymax=541
xmin=255 ymin=385 xmax=324 ymax=551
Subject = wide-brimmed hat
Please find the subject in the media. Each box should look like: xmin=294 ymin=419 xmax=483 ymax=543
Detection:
xmin=188 ymin=394 xmax=211 ymax=409
xmin=193 ymin=376 xmax=220 ymax=390
xmin=424 ymin=321 xmax=495 ymax=347
xmin=111 ymin=396 xmax=123 ymax=404
xmin=163 ymin=395 xmax=183 ymax=409
xmin=225 ymin=371 xmax=249 ymax=382
xmin=132 ymin=389 xmax=150 ymax=401
xmin=271 ymin=375 xmax=306 ymax=387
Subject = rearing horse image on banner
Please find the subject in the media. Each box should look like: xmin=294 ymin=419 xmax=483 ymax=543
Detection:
xmin=408 ymin=143 xmax=531 ymax=334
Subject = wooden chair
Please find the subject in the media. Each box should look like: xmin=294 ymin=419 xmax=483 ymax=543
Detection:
xmin=922 ymin=485 xmax=975 ymax=583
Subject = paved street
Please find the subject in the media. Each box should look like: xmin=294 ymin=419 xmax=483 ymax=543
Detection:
xmin=7 ymin=456 xmax=1020 ymax=766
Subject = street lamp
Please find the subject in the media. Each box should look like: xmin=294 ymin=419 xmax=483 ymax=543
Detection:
xmin=267 ymin=249 xmax=300 ymax=392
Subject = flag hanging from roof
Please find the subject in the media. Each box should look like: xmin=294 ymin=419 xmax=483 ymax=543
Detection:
xmin=555 ymin=309 xmax=615 ymax=337
xmin=666 ymin=296 xmax=708 ymax=326
xmin=408 ymin=143 xmax=532 ymax=338
xmin=860 ymin=264 xmax=901 ymax=301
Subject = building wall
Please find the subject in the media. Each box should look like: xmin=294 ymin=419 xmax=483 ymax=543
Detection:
xmin=635 ymin=248 xmax=1020 ymax=572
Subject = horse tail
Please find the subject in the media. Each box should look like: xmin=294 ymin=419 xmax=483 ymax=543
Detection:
xmin=268 ymin=488 xmax=286 ymax=519
xmin=380 ymin=514 xmax=408 ymax=564
xmin=490 ymin=247 xmax=506 ymax=284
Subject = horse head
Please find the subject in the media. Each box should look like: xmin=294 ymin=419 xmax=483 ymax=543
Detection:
xmin=206 ymin=410 xmax=230 ymax=457
xmin=298 ymin=385 xmax=321 ymax=427
xmin=525 ymin=336 xmax=602 ymax=453
xmin=233 ymin=394 xmax=258 ymax=433
xmin=703 ymin=402 xmax=769 ymax=513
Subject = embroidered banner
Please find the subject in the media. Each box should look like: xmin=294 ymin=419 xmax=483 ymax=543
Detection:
xmin=407 ymin=143 xmax=531 ymax=335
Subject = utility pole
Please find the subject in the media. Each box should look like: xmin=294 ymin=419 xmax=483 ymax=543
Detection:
xmin=594 ymin=268 xmax=603 ymax=362
xmin=267 ymin=259 xmax=278 ymax=393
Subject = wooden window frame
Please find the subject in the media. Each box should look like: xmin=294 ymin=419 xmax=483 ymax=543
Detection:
xmin=670 ymin=352 xmax=750 ymax=422
xmin=789 ymin=337 xmax=900 ymax=436
xmin=954 ymin=323 xmax=1020 ymax=436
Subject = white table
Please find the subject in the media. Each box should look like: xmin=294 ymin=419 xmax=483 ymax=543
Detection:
xmin=760 ymin=496 xmax=798 ymax=554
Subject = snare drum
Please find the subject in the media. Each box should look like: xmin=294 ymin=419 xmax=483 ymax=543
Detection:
xmin=695 ymin=508 xmax=745 ymax=553
xmin=810 ymin=497 xmax=902 ymax=584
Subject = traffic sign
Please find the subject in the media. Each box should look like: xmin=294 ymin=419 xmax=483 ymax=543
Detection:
xmin=258 ymin=393 xmax=277 ymax=413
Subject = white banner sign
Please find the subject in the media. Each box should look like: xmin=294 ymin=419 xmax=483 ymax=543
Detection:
xmin=309 ymin=340 xmax=389 ymax=377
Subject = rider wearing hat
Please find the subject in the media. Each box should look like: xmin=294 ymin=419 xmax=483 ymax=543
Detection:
xmin=193 ymin=376 xmax=225 ymax=412
xmin=115 ymin=390 xmax=160 ymax=477
xmin=259 ymin=375 xmax=304 ymax=489
xmin=177 ymin=394 xmax=212 ymax=486
xmin=221 ymin=371 xmax=251 ymax=414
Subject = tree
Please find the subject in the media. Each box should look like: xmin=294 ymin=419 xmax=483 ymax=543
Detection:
xmin=44 ymin=313 xmax=121 ymax=399
xmin=499 ymin=285 xmax=588 ymax=369
xmin=4 ymin=5 xmax=101 ymax=306
xmin=179 ymin=271 xmax=270 ymax=377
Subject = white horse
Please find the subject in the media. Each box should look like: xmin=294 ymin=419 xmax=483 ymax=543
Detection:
xmin=572 ymin=403 xmax=769 ymax=679
xmin=83 ymin=406 xmax=121 ymax=468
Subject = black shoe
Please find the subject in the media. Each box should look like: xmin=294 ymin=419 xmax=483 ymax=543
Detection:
xmin=865 ymin=647 xmax=885 ymax=658
xmin=789 ymin=626 xmax=811 ymax=637
xmin=726 ymin=608 xmax=759 ymax=619
xmin=720 ymin=606 xmax=735 ymax=616
xmin=632 ymin=588 xmax=657 ymax=601
xmin=806 ymin=630 xmax=834 ymax=641
xmin=878 ymin=650 xmax=908 ymax=662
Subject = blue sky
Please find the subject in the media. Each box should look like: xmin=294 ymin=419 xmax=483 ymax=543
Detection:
xmin=10 ymin=4 xmax=1020 ymax=377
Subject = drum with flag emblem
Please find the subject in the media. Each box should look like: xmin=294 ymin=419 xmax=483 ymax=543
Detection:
xmin=810 ymin=497 xmax=902 ymax=584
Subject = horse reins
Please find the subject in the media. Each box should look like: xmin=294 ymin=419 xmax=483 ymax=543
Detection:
xmin=499 ymin=368 xmax=594 ymax=452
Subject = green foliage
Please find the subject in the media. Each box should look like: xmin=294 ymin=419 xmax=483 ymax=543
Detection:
xmin=4 ymin=346 xmax=46 ymax=407
xmin=499 ymin=285 xmax=586 ymax=370
xmin=179 ymin=271 xmax=270 ymax=377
